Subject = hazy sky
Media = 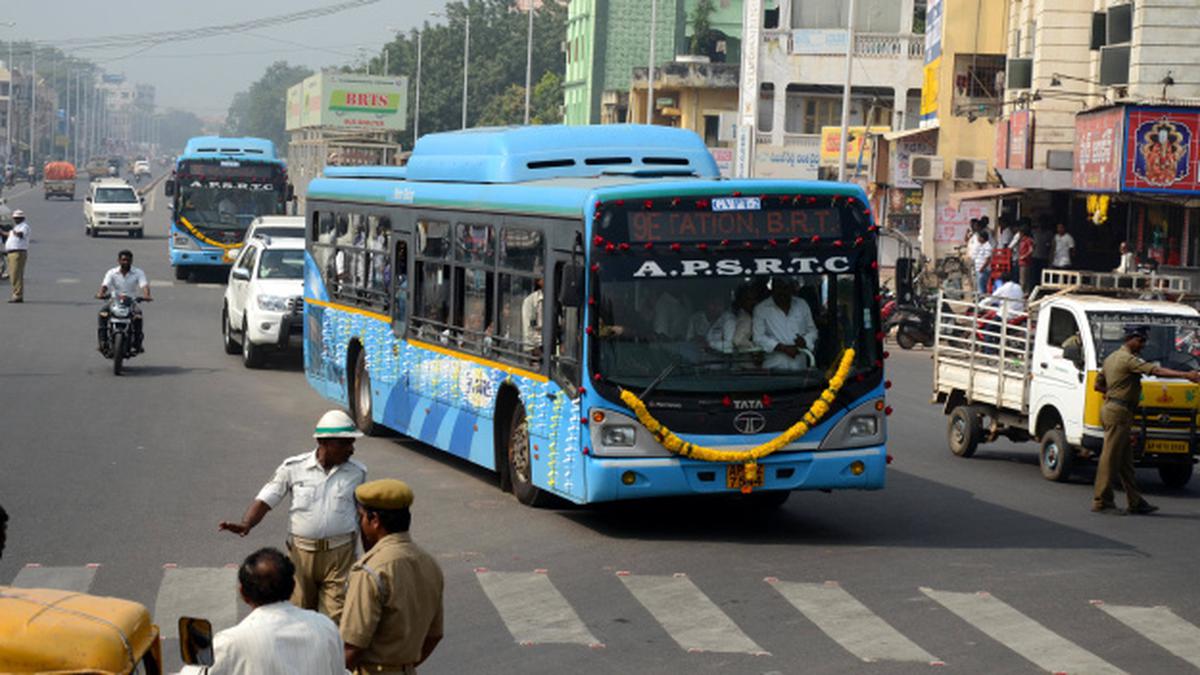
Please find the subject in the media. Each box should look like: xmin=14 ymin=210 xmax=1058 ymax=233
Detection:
xmin=5 ymin=0 xmax=447 ymax=117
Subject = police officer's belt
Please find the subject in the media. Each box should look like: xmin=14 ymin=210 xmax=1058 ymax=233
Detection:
xmin=1103 ymin=398 xmax=1136 ymax=410
xmin=357 ymin=663 xmax=416 ymax=675
xmin=289 ymin=532 xmax=355 ymax=552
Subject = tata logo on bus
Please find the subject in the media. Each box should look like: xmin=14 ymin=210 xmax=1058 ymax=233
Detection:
xmin=330 ymin=90 xmax=401 ymax=114
xmin=631 ymin=256 xmax=852 ymax=278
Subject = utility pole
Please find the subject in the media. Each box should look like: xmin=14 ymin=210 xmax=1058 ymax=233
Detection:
xmin=29 ymin=44 xmax=35 ymax=168
xmin=461 ymin=13 xmax=470 ymax=129
xmin=523 ymin=3 xmax=534 ymax=125
xmin=415 ymin=29 xmax=423 ymax=144
xmin=3 ymin=23 xmax=14 ymax=165
xmin=836 ymin=0 xmax=858 ymax=182
xmin=646 ymin=0 xmax=658 ymax=125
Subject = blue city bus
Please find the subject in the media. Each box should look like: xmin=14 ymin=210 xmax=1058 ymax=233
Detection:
xmin=164 ymin=136 xmax=292 ymax=279
xmin=303 ymin=125 xmax=887 ymax=506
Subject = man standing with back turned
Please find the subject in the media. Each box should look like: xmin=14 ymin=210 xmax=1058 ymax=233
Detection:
xmin=1093 ymin=326 xmax=1200 ymax=514
xmin=220 ymin=410 xmax=367 ymax=623
xmin=342 ymin=479 xmax=444 ymax=674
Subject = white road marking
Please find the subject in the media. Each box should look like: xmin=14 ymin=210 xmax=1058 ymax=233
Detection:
xmin=195 ymin=283 xmax=222 ymax=289
xmin=1096 ymin=602 xmax=1200 ymax=669
xmin=922 ymin=588 xmax=1126 ymax=675
xmin=56 ymin=278 xmax=80 ymax=284
xmin=10 ymin=565 xmax=97 ymax=592
xmin=620 ymin=573 xmax=765 ymax=654
xmin=475 ymin=570 xmax=602 ymax=647
xmin=149 ymin=280 xmax=175 ymax=287
xmin=154 ymin=567 xmax=238 ymax=640
xmin=769 ymin=580 xmax=938 ymax=663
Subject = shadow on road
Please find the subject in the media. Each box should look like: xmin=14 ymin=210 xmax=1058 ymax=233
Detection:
xmin=557 ymin=469 xmax=1137 ymax=552
xmin=107 ymin=365 xmax=224 ymax=377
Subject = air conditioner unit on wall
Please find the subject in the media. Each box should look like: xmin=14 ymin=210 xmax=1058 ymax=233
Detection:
xmin=910 ymin=155 xmax=943 ymax=181
xmin=954 ymin=158 xmax=988 ymax=182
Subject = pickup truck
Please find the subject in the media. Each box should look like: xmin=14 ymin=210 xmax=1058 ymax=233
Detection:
xmin=933 ymin=270 xmax=1199 ymax=488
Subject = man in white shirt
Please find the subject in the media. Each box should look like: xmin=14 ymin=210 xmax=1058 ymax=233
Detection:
xmin=972 ymin=229 xmax=994 ymax=296
xmin=4 ymin=210 xmax=29 ymax=302
xmin=180 ymin=547 xmax=344 ymax=675
xmin=706 ymin=285 xmax=758 ymax=353
xmin=997 ymin=216 xmax=1017 ymax=249
xmin=521 ymin=278 xmax=544 ymax=353
xmin=219 ymin=410 xmax=367 ymax=624
xmin=753 ymin=278 xmax=818 ymax=370
xmin=1052 ymin=222 xmax=1075 ymax=269
xmin=983 ymin=272 xmax=1026 ymax=314
xmin=1114 ymin=241 xmax=1136 ymax=273
xmin=95 ymin=250 xmax=152 ymax=353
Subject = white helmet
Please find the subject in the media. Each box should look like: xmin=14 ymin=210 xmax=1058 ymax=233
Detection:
xmin=11 ymin=209 xmax=24 ymax=219
xmin=313 ymin=409 xmax=363 ymax=438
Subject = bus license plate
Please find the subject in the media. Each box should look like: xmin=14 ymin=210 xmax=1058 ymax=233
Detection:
xmin=1145 ymin=440 xmax=1189 ymax=454
xmin=726 ymin=464 xmax=765 ymax=490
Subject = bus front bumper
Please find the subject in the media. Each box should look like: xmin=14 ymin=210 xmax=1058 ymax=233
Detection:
xmin=584 ymin=445 xmax=887 ymax=502
xmin=170 ymin=249 xmax=229 ymax=267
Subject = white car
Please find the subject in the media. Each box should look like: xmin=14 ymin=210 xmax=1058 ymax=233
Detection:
xmin=222 ymin=235 xmax=305 ymax=368
xmin=133 ymin=160 xmax=151 ymax=176
xmin=84 ymin=179 xmax=144 ymax=238
xmin=222 ymin=215 xmax=305 ymax=264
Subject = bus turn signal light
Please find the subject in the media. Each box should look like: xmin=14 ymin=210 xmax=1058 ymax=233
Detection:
xmin=592 ymin=411 xmax=606 ymax=423
xmin=850 ymin=461 xmax=865 ymax=476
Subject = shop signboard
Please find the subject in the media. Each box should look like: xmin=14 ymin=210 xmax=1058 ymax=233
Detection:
xmin=994 ymin=116 xmax=1010 ymax=170
xmin=920 ymin=0 xmax=944 ymax=125
xmin=753 ymin=140 xmax=821 ymax=180
xmin=1007 ymin=110 xmax=1033 ymax=170
xmin=820 ymin=126 xmax=889 ymax=167
xmin=891 ymin=131 xmax=937 ymax=189
xmin=1073 ymin=106 xmax=1124 ymax=192
xmin=791 ymin=30 xmax=849 ymax=55
xmin=708 ymin=147 xmax=734 ymax=177
xmin=286 ymin=72 xmax=408 ymax=132
xmin=1123 ymin=106 xmax=1200 ymax=194
xmin=934 ymin=198 xmax=991 ymax=245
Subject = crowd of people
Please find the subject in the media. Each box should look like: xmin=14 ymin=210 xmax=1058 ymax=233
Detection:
xmin=964 ymin=215 xmax=1083 ymax=299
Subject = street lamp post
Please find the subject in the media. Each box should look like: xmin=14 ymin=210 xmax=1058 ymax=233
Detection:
xmin=523 ymin=4 xmax=534 ymax=125
xmin=646 ymin=0 xmax=657 ymax=125
xmin=29 ymin=44 xmax=35 ymax=168
xmin=836 ymin=0 xmax=858 ymax=182
xmin=3 ymin=22 xmax=15 ymax=165
xmin=415 ymin=29 xmax=423 ymax=144
xmin=461 ymin=14 xmax=470 ymax=129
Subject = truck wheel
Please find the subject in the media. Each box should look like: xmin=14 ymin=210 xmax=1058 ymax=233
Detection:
xmin=948 ymin=405 xmax=982 ymax=458
xmin=1039 ymin=427 xmax=1074 ymax=482
xmin=1158 ymin=461 xmax=1193 ymax=489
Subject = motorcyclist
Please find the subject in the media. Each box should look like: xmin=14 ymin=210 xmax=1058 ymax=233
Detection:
xmin=95 ymin=250 xmax=152 ymax=353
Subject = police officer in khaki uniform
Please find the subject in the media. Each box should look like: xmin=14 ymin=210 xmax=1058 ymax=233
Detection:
xmin=1093 ymin=326 xmax=1200 ymax=514
xmin=220 ymin=410 xmax=367 ymax=623
xmin=342 ymin=479 xmax=444 ymax=674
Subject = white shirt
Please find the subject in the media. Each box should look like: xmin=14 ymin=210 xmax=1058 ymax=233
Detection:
xmin=1053 ymin=233 xmax=1075 ymax=267
xmin=998 ymin=226 xmax=1016 ymax=249
xmin=4 ymin=221 xmax=29 ymax=252
xmin=521 ymin=288 xmax=543 ymax=349
xmin=1115 ymin=251 xmax=1136 ymax=274
xmin=983 ymin=281 xmax=1026 ymax=314
xmin=180 ymin=601 xmax=344 ymax=675
xmin=753 ymin=295 xmax=818 ymax=370
xmin=255 ymin=451 xmax=367 ymax=540
xmin=101 ymin=266 xmax=148 ymax=297
xmin=706 ymin=309 xmax=754 ymax=353
xmin=973 ymin=240 xmax=993 ymax=273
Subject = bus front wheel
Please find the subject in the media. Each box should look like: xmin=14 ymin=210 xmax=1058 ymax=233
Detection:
xmin=507 ymin=403 xmax=550 ymax=507
xmin=174 ymin=266 xmax=189 ymax=281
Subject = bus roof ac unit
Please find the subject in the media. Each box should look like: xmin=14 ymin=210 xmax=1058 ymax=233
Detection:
xmin=910 ymin=155 xmax=943 ymax=181
xmin=954 ymin=158 xmax=988 ymax=182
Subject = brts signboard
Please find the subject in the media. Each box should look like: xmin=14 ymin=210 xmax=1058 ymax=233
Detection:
xmin=1074 ymin=104 xmax=1200 ymax=195
xmin=286 ymin=72 xmax=409 ymax=131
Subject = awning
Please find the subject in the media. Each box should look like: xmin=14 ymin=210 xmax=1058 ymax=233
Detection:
xmin=949 ymin=186 xmax=1025 ymax=208
xmin=997 ymin=168 xmax=1073 ymax=191
xmin=884 ymin=122 xmax=939 ymax=141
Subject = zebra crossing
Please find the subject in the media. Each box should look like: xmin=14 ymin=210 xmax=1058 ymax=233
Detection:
xmin=7 ymin=562 xmax=1200 ymax=671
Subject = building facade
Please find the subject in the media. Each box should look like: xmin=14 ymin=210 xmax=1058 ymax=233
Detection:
xmin=564 ymin=0 xmax=743 ymax=126
xmin=0 ymin=61 xmax=11 ymax=164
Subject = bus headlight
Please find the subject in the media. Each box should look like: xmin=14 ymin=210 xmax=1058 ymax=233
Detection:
xmin=173 ymin=232 xmax=195 ymax=249
xmin=601 ymin=425 xmax=636 ymax=447
xmin=819 ymin=398 xmax=886 ymax=450
xmin=256 ymin=294 xmax=289 ymax=312
xmin=846 ymin=416 xmax=878 ymax=437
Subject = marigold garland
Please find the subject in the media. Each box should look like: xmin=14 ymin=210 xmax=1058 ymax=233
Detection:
xmin=619 ymin=349 xmax=857 ymax=484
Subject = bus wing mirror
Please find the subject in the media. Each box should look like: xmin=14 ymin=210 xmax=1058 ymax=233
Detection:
xmin=558 ymin=263 xmax=585 ymax=308
xmin=164 ymin=179 xmax=175 ymax=197
xmin=178 ymin=617 xmax=214 ymax=666
xmin=286 ymin=183 xmax=296 ymax=201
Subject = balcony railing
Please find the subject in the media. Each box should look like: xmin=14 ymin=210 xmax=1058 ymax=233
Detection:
xmin=780 ymin=30 xmax=925 ymax=59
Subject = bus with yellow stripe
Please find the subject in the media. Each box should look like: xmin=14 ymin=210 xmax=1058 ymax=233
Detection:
xmin=164 ymin=136 xmax=293 ymax=280
xmin=302 ymin=126 xmax=888 ymax=507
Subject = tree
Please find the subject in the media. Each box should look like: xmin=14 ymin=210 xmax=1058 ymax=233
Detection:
xmin=224 ymin=61 xmax=312 ymax=153
xmin=689 ymin=0 xmax=717 ymax=55
xmin=156 ymin=109 xmax=205 ymax=154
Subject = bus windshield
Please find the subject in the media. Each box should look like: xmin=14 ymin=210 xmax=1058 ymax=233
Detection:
xmin=595 ymin=260 xmax=877 ymax=394
xmin=178 ymin=184 xmax=281 ymax=233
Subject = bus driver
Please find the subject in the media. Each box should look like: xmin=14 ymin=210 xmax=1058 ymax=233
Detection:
xmin=753 ymin=277 xmax=818 ymax=370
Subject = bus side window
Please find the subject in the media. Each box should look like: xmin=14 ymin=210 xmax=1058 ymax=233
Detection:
xmin=392 ymin=240 xmax=408 ymax=337
xmin=413 ymin=220 xmax=452 ymax=342
xmin=552 ymin=261 xmax=582 ymax=389
xmin=452 ymin=223 xmax=495 ymax=354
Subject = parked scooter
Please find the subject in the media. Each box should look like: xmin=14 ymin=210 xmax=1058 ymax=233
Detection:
xmin=891 ymin=299 xmax=936 ymax=350
xmin=99 ymin=294 xmax=151 ymax=375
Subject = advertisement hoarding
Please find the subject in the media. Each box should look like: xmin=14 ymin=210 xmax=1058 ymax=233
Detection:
xmin=1007 ymin=110 xmax=1033 ymax=170
xmin=920 ymin=0 xmax=943 ymax=125
xmin=820 ymin=126 xmax=889 ymax=166
xmin=1123 ymin=107 xmax=1200 ymax=194
xmin=753 ymin=139 xmax=821 ymax=180
xmin=1073 ymin=107 xmax=1124 ymax=192
xmin=285 ymin=72 xmax=408 ymax=132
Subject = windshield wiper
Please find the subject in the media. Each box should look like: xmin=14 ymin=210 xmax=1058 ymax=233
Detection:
xmin=637 ymin=359 xmax=733 ymax=401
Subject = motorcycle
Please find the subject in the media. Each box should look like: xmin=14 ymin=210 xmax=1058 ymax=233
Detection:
xmin=99 ymin=294 xmax=151 ymax=375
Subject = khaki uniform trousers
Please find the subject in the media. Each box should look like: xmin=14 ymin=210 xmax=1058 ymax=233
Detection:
xmin=7 ymin=251 xmax=26 ymax=300
xmin=287 ymin=536 xmax=356 ymax=624
xmin=1093 ymin=401 xmax=1146 ymax=509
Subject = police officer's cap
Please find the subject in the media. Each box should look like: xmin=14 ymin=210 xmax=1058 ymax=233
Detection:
xmin=313 ymin=409 xmax=363 ymax=438
xmin=356 ymin=479 xmax=414 ymax=510
xmin=1124 ymin=325 xmax=1151 ymax=340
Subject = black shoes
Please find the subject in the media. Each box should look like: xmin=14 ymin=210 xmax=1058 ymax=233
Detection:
xmin=1091 ymin=503 xmax=1125 ymax=515
xmin=1128 ymin=502 xmax=1159 ymax=516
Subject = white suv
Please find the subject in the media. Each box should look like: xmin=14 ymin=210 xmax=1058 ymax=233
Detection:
xmin=222 ymin=235 xmax=305 ymax=368
xmin=84 ymin=179 xmax=144 ymax=238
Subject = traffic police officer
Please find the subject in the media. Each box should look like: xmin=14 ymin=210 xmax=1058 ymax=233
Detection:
xmin=220 ymin=410 xmax=367 ymax=622
xmin=342 ymin=479 xmax=444 ymax=674
xmin=1093 ymin=326 xmax=1200 ymax=514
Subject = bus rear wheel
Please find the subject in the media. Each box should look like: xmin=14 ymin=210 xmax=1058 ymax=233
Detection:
xmin=507 ymin=403 xmax=550 ymax=507
xmin=352 ymin=351 xmax=378 ymax=436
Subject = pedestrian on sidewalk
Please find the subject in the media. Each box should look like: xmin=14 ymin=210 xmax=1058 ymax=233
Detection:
xmin=3 ymin=210 xmax=29 ymax=302
xmin=1015 ymin=223 xmax=1035 ymax=293
xmin=1092 ymin=326 xmax=1200 ymax=515
xmin=972 ymin=229 xmax=993 ymax=296
xmin=1052 ymin=222 xmax=1075 ymax=270
xmin=219 ymin=410 xmax=368 ymax=624
xmin=179 ymin=547 xmax=345 ymax=675
xmin=342 ymin=479 xmax=444 ymax=675
xmin=1030 ymin=217 xmax=1051 ymax=282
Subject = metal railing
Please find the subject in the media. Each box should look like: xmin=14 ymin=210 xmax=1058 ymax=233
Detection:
xmin=855 ymin=33 xmax=925 ymax=59
xmin=934 ymin=293 xmax=1033 ymax=410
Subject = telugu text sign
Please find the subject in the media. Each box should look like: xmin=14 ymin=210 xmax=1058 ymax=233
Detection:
xmin=1073 ymin=107 xmax=1124 ymax=192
